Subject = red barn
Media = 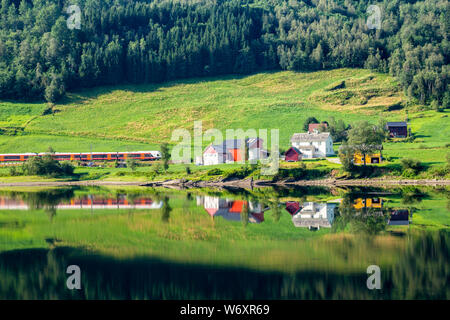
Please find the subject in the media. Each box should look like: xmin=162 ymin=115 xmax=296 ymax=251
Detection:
xmin=285 ymin=147 xmax=303 ymax=162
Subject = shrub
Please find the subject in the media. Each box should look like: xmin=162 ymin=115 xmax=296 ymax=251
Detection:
xmin=401 ymin=168 xmax=417 ymax=178
xmin=8 ymin=166 xmax=21 ymax=176
xmin=152 ymin=163 xmax=162 ymax=175
xmin=22 ymin=156 xmax=75 ymax=177
xmin=207 ymin=168 xmax=223 ymax=176
xmin=60 ymin=161 xmax=75 ymax=175
xmin=401 ymin=158 xmax=423 ymax=175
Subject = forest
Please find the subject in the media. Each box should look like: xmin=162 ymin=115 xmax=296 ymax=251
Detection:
xmin=0 ymin=0 xmax=448 ymax=106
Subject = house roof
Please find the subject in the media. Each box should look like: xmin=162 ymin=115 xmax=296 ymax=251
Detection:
xmin=206 ymin=144 xmax=230 ymax=155
xmin=292 ymin=218 xmax=332 ymax=228
xmin=286 ymin=147 xmax=302 ymax=154
xmin=291 ymin=132 xmax=331 ymax=143
xmin=308 ymin=123 xmax=328 ymax=133
xmin=205 ymin=138 xmax=262 ymax=154
xmin=285 ymin=202 xmax=301 ymax=216
xmin=386 ymin=122 xmax=407 ymax=127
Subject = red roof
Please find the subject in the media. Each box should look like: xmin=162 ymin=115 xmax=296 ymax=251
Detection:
xmin=308 ymin=123 xmax=328 ymax=133
xmin=285 ymin=202 xmax=301 ymax=215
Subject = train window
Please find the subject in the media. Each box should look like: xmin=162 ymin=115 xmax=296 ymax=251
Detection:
xmin=57 ymin=155 xmax=71 ymax=159
xmin=130 ymin=154 xmax=141 ymax=158
xmin=93 ymin=154 xmax=107 ymax=159
xmin=4 ymin=156 xmax=20 ymax=160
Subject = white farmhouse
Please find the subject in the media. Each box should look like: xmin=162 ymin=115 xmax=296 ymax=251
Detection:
xmin=202 ymin=138 xmax=268 ymax=166
xmin=290 ymin=132 xmax=334 ymax=158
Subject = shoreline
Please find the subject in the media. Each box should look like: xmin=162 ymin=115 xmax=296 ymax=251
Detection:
xmin=0 ymin=178 xmax=449 ymax=188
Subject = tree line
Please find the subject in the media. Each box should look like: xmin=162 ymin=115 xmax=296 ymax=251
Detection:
xmin=0 ymin=0 xmax=448 ymax=106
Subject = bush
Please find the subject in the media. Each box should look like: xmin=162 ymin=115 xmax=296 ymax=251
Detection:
xmin=401 ymin=168 xmax=417 ymax=178
xmin=207 ymin=168 xmax=223 ymax=176
xmin=401 ymin=158 xmax=423 ymax=175
xmin=60 ymin=161 xmax=75 ymax=175
xmin=22 ymin=156 xmax=75 ymax=177
xmin=152 ymin=163 xmax=162 ymax=175
xmin=8 ymin=166 xmax=21 ymax=176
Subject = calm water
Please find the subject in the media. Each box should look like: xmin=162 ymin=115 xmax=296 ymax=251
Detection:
xmin=0 ymin=186 xmax=448 ymax=299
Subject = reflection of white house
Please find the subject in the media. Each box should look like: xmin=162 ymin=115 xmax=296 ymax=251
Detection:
xmin=292 ymin=202 xmax=336 ymax=230
xmin=290 ymin=132 xmax=334 ymax=158
xmin=196 ymin=195 xmax=268 ymax=223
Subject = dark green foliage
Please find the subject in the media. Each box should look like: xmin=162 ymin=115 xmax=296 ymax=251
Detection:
xmin=207 ymin=168 xmax=223 ymax=176
xmin=160 ymin=143 xmax=170 ymax=172
xmin=126 ymin=158 xmax=137 ymax=172
xmin=0 ymin=0 xmax=446 ymax=104
xmin=21 ymin=155 xmax=74 ymax=176
xmin=401 ymin=158 xmax=424 ymax=176
xmin=328 ymin=117 xmax=350 ymax=142
xmin=273 ymin=163 xmax=306 ymax=181
xmin=347 ymin=121 xmax=385 ymax=166
xmin=303 ymin=117 xmax=319 ymax=131
xmin=339 ymin=143 xmax=356 ymax=173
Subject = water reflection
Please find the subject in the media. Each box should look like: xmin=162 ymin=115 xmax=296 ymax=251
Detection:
xmin=0 ymin=230 xmax=448 ymax=299
xmin=196 ymin=196 xmax=269 ymax=223
xmin=0 ymin=195 xmax=163 ymax=210
xmin=0 ymin=186 xmax=448 ymax=300
xmin=285 ymin=201 xmax=336 ymax=230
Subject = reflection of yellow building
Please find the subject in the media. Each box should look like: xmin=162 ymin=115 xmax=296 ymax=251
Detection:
xmin=354 ymin=198 xmax=383 ymax=209
xmin=353 ymin=153 xmax=382 ymax=165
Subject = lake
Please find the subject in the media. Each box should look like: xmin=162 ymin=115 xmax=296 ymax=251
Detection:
xmin=0 ymin=185 xmax=448 ymax=299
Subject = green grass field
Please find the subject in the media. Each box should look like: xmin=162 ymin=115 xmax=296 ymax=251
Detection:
xmin=0 ymin=68 xmax=448 ymax=177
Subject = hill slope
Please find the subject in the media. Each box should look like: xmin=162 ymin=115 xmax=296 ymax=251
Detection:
xmin=0 ymin=68 xmax=449 ymax=166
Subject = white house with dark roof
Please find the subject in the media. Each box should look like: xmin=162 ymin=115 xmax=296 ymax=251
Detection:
xmin=291 ymin=202 xmax=337 ymax=230
xmin=290 ymin=132 xmax=334 ymax=158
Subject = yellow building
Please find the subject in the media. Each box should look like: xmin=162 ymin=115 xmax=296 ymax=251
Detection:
xmin=353 ymin=153 xmax=382 ymax=165
xmin=354 ymin=198 xmax=383 ymax=209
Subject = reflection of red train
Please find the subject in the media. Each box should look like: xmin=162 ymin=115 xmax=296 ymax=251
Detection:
xmin=0 ymin=151 xmax=161 ymax=162
xmin=0 ymin=196 xmax=163 ymax=210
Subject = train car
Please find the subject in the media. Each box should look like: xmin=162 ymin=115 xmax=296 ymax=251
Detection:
xmin=0 ymin=151 xmax=161 ymax=163
xmin=0 ymin=153 xmax=38 ymax=162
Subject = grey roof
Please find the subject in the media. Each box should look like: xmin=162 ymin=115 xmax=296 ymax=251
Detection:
xmin=207 ymin=138 xmax=261 ymax=151
xmin=291 ymin=132 xmax=331 ymax=143
xmin=386 ymin=122 xmax=407 ymax=127
xmin=207 ymin=144 xmax=229 ymax=154
xmin=292 ymin=218 xmax=332 ymax=228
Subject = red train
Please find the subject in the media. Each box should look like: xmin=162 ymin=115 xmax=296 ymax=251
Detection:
xmin=0 ymin=151 xmax=161 ymax=162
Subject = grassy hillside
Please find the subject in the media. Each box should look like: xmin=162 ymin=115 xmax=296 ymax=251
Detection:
xmin=0 ymin=68 xmax=448 ymax=168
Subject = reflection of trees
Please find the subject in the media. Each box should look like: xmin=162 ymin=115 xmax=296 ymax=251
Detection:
xmin=391 ymin=231 xmax=449 ymax=299
xmin=332 ymin=195 xmax=387 ymax=235
xmin=241 ymin=202 xmax=249 ymax=228
xmin=270 ymin=197 xmax=281 ymax=222
xmin=1 ymin=234 xmax=447 ymax=300
xmin=401 ymin=187 xmax=426 ymax=205
xmin=161 ymin=196 xmax=172 ymax=223
xmin=18 ymin=189 xmax=75 ymax=221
